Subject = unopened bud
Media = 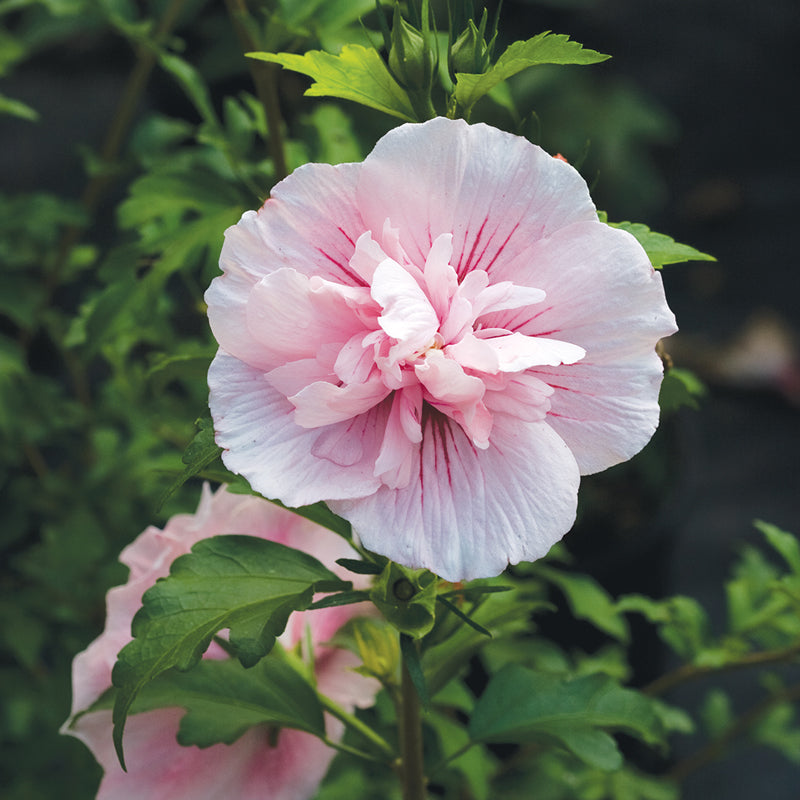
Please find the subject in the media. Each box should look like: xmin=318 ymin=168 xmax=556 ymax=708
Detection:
xmin=388 ymin=5 xmax=435 ymax=90
xmin=450 ymin=20 xmax=491 ymax=75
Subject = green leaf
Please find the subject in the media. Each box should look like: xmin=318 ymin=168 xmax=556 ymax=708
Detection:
xmin=307 ymin=590 xmax=370 ymax=610
xmin=754 ymin=520 xmax=800 ymax=574
xmin=369 ymin=561 xmax=437 ymax=638
xmin=92 ymin=653 xmax=326 ymax=745
xmin=159 ymin=52 xmax=220 ymax=128
xmin=532 ymin=564 xmax=629 ymax=641
xmin=249 ymin=45 xmax=418 ymax=122
xmin=453 ymin=32 xmax=609 ymax=113
xmin=608 ymin=219 xmax=715 ymax=268
xmin=158 ymin=417 xmax=221 ymax=510
xmin=111 ymin=535 xmax=348 ymax=767
xmin=659 ymin=367 xmax=706 ymax=413
xmin=436 ymin=595 xmax=492 ymax=638
xmin=469 ymin=665 xmax=664 ymax=770
xmin=0 ymin=93 xmax=39 ymax=121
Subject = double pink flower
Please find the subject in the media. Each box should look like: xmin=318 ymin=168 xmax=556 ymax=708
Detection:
xmin=62 ymin=486 xmax=376 ymax=800
xmin=206 ymin=117 xmax=677 ymax=581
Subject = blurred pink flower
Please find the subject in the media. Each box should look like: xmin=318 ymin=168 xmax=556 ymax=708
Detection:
xmin=206 ymin=117 xmax=677 ymax=581
xmin=62 ymin=485 xmax=376 ymax=800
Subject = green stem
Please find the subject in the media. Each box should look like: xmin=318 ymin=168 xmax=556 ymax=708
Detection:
xmin=643 ymin=638 xmax=800 ymax=696
xmin=322 ymin=736 xmax=391 ymax=765
xmin=224 ymin=0 xmax=288 ymax=183
xmin=317 ymin=693 xmax=395 ymax=761
xmin=399 ymin=646 xmax=427 ymax=800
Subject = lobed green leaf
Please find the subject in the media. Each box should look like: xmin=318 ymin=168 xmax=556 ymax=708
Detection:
xmin=470 ymin=665 xmax=664 ymax=770
xmin=453 ymin=32 xmax=609 ymax=113
xmin=609 ymin=219 xmax=716 ymax=268
xmin=249 ymin=45 xmax=417 ymax=122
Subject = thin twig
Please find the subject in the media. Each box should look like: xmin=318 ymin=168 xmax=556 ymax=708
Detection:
xmin=643 ymin=639 xmax=800 ymax=696
xmin=668 ymin=680 xmax=800 ymax=783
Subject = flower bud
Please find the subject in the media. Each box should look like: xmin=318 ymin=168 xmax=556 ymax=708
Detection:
xmin=388 ymin=5 xmax=435 ymax=90
xmin=450 ymin=19 xmax=492 ymax=75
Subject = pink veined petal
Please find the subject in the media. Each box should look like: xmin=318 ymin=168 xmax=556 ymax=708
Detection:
xmin=209 ymin=351 xmax=383 ymax=504
xmin=289 ymin=375 xmax=392 ymax=428
xmin=246 ymin=269 xmax=370 ymax=368
xmin=480 ymin=220 xmax=677 ymax=474
xmin=334 ymin=331 xmax=380 ymax=385
xmin=347 ymin=230 xmax=389 ymax=284
xmin=356 ymin=117 xmax=597 ymax=280
xmin=470 ymin=279 xmax=546 ymax=318
xmin=445 ymin=334 xmax=501 ymax=373
xmin=422 ymin=233 xmax=458 ymax=320
xmin=255 ymin=161 xmax=366 ymax=285
xmin=485 ymin=221 xmax=676 ymax=357
xmin=331 ymin=410 xmax=579 ymax=582
xmin=266 ymin=358 xmax=336 ymax=399
xmin=415 ymin=350 xmax=485 ymax=407
xmin=206 ymin=162 xmax=365 ymax=366
xmin=481 ymin=332 xmax=586 ymax=372
xmin=371 ymin=258 xmax=439 ymax=364
xmin=415 ymin=352 xmax=492 ymax=448
xmin=484 ymin=372 xmax=554 ymax=423
xmin=538 ymin=356 xmax=668 ymax=474
xmin=373 ymin=386 xmax=423 ymax=489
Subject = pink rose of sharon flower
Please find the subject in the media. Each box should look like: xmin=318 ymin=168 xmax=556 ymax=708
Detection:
xmin=62 ymin=485 xmax=376 ymax=800
xmin=206 ymin=117 xmax=677 ymax=582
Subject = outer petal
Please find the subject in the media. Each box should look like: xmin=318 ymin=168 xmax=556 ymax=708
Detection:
xmin=69 ymin=709 xmax=336 ymax=800
xmin=356 ymin=117 xmax=597 ymax=280
xmin=330 ymin=410 xmax=580 ymax=582
xmin=209 ymin=351 xmax=385 ymax=504
xmin=485 ymin=221 xmax=677 ymax=473
xmin=245 ymin=269 xmax=369 ymax=368
xmin=206 ymin=162 xmax=365 ymax=368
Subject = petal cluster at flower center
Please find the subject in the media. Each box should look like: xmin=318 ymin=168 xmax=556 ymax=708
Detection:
xmin=250 ymin=220 xmax=586 ymax=490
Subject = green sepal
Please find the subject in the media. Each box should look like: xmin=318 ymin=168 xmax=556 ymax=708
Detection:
xmin=369 ymin=561 xmax=437 ymax=638
xmin=248 ymin=45 xmax=417 ymax=122
xmin=111 ymin=535 xmax=349 ymax=768
xmin=400 ymin=632 xmax=429 ymax=707
xmin=469 ymin=665 xmax=665 ymax=770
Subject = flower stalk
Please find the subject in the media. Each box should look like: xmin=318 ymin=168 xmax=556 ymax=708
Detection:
xmin=399 ymin=643 xmax=427 ymax=800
